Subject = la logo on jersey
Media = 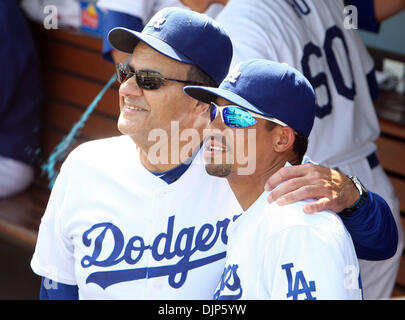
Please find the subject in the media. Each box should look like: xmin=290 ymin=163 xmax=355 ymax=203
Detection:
xmin=282 ymin=263 xmax=317 ymax=300
xmin=213 ymin=264 xmax=243 ymax=300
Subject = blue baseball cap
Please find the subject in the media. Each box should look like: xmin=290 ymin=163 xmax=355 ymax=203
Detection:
xmin=184 ymin=59 xmax=316 ymax=137
xmin=108 ymin=7 xmax=233 ymax=85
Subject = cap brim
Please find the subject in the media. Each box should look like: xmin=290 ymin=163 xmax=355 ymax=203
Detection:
xmin=108 ymin=27 xmax=194 ymax=65
xmin=184 ymin=86 xmax=265 ymax=116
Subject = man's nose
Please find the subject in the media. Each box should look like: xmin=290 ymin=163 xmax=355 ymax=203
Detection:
xmin=209 ymin=112 xmax=227 ymax=130
xmin=119 ymin=76 xmax=143 ymax=98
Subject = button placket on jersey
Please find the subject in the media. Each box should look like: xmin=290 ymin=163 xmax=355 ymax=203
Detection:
xmin=143 ymin=186 xmax=173 ymax=297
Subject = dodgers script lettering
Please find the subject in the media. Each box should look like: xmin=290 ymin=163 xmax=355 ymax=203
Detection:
xmin=80 ymin=215 xmax=233 ymax=289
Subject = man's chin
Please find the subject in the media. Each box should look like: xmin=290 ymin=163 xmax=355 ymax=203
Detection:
xmin=117 ymin=118 xmax=143 ymax=137
xmin=205 ymin=164 xmax=232 ymax=177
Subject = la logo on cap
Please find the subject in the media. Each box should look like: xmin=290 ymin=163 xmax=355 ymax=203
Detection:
xmin=147 ymin=12 xmax=166 ymax=30
xmin=224 ymin=63 xmax=242 ymax=83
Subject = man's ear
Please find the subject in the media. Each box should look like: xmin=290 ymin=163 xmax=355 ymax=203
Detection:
xmin=193 ymin=100 xmax=210 ymax=116
xmin=273 ymin=126 xmax=296 ymax=153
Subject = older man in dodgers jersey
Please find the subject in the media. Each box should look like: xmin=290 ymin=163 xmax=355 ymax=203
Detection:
xmin=31 ymin=7 xmax=241 ymax=300
xmin=32 ymin=7 xmax=396 ymax=300
xmin=182 ymin=0 xmax=405 ymax=299
xmin=184 ymin=59 xmax=362 ymax=299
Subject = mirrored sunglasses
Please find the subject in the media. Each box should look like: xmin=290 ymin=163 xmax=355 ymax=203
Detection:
xmin=209 ymin=102 xmax=288 ymax=128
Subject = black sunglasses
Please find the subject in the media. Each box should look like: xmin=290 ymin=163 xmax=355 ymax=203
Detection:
xmin=116 ymin=63 xmax=204 ymax=90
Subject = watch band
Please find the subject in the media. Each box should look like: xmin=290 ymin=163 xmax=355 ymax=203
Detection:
xmin=339 ymin=175 xmax=368 ymax=215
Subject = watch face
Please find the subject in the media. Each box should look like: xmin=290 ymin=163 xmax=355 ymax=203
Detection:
xmin=339 ymin=176 xmax=367 ymax=215
xmin=352 ymin=176 xmax=366 ymax=195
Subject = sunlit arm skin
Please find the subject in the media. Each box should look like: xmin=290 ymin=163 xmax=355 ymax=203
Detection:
xmin=182 ymin=0 xmax=405 ymax=20
xmin=373 ymin=0 xmax=405 ymax=21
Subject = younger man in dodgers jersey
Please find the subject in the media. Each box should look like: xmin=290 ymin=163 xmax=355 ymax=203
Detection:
xmin=184 ymin=59 xmax=362 ymax=299
xmin=216 ymin=178 xmax=360 ymax=299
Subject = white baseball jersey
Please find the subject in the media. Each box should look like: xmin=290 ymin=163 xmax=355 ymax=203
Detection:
xmin=216 ymin=0 xmax=380 ymax=168
xmin=215 ymin=191 xmax=362 ymax=300
xmin=215 ymin=0 xmax=404 ymax=300
xmin=97 ymin=0 xmax=223 ymax=24
xmin=31 ymin=135 xmax=242 ymax=299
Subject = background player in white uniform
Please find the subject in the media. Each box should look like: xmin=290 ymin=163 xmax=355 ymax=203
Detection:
xmin=184 ymin=59 xmax=362 ymax=299
xmin=182 ymin=0 xmax=405 ymax=300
